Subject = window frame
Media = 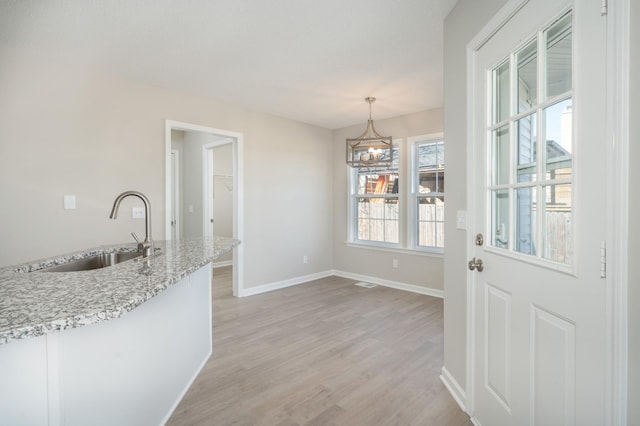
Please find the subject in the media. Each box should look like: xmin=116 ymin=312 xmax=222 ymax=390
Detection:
xmin=347 ymin=134 xmax=445 ymax=255
xmin=348 ymin=142 xmax=403 ymax=249
xmin=409 ymin=135 xmax=445 ymax=253
xmin=485 ymin=10 xmax=574 ymax=270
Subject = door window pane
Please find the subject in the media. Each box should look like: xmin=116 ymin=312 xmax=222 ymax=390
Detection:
xmin=516 ymin=186 xmax=537 ymax=255
xmin=517 ymin=113 xmax=537 ymax=182
xmin=493 ymin=61 xmax=510 ymax=124
xmin=542 ymin=184 xmax=572 ymax=263
xmin=517 ymin=40 xmax=537 ymax=112
xmin=544 ymin=99 xmax=572 ymax=179
xmin=492 ymin=126 xmax=510 ymax=185
xmin=545 ymin=13 xmax=572 ymax=98
xmin=491 ymin=189 xmax=510 ymax=249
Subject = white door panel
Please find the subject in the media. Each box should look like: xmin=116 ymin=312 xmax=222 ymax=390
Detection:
xmin=470 ymin=0 xmax=606 ymax=424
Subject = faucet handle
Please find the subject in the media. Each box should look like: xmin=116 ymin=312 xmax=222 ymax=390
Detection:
xmin=131 ymin=232 xmax=141 ymax=244
xmin=131 ymin=232 xmax=146 ymax=253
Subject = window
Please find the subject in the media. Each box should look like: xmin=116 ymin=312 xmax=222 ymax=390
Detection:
xmin=488 ymin=12 xmax=573 ymax=265
xmin=348 ymin=135 xmax=445 ymax=253
xmin=351 ymin=146 xmax=400 ymax=245
xmin=413 ymin=140 xmax=445 ymax=250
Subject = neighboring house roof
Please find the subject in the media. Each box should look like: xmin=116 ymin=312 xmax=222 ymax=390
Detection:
xmin=546 ymin=139 xmax=571 ymax=157
xmin=418 ymin=142 xmax=445 ymax=169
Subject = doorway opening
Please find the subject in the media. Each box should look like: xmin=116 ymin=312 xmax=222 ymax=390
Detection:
xmin=204 ymin=139 xmax=234 ymax=268
xmin=165 ymin=120 xmax=243 ymax=297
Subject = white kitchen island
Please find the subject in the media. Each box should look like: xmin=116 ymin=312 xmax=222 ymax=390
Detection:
xmin=0 ymin=236 xmax=238 ymax=425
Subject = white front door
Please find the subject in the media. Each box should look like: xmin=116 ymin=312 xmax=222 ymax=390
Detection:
xmin=470 ymin=0 xmax=607 ymax=424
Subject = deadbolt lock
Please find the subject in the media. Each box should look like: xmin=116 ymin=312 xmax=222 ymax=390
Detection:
xmin=475 ymin=233 xmax=484 ymax=246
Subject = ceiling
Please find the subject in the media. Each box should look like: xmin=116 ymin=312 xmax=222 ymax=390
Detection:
xmin=0 ymin=0 xmax=459 ymax=130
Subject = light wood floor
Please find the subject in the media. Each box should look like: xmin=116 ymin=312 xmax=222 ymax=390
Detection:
xmin=167 ymin=268 xmax=471 ymax=426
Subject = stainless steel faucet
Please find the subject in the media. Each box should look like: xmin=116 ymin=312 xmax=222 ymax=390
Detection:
xmin=109 ymin=191 xmax=154 ymax=257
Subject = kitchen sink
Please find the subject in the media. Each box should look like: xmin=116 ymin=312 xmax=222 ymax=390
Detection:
xmin=39 ymin=251 xmax=142 ymax=272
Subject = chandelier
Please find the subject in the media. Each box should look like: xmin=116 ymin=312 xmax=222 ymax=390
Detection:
xmin=346 ymin=97 xmax=393 ymax=168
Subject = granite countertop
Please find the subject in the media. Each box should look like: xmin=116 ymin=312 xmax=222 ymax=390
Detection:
xmin=0 ymin=236 xmax=238 ymax=345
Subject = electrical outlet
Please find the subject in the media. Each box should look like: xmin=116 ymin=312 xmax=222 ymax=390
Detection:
xmin=392 ymin=259 xmax=398 ymax=268
xmin=303 ymin=255 xmax=309 ymax=264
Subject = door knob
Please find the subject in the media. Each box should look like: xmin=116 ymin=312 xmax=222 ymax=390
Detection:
xmin=468 ymin=257 xmax=484 ymax=272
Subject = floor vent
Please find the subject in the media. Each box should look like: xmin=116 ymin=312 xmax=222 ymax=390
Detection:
xmin=354 ymin=282 xmax=377 ymax=289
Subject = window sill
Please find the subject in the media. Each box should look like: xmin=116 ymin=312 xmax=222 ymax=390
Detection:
xmin=344 ymin=241 xmax=444 ymax=258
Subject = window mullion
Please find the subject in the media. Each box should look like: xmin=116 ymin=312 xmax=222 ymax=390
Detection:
xmin=507 ymin=51 xmax=516 ymax=252
xmin=535 ymin=28 xmax=546 ymax=260
xmin=352 ymin=169 xmax=361 ymax=242
xmin=409 ymin=141 xmax=417 ymax=249
xmin=398 ymin=139 xmax=406 ymax=248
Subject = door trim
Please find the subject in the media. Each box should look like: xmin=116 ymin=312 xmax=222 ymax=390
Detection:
xmin=463 ymin=0 xmax=628 ymax=422
xmin=465 ymin=0 xmax=530 ymax=416
xmin=165 ymin=120 xmax=244 ymax=298
xmin=604 ymin=0 xmax=630 ymax=424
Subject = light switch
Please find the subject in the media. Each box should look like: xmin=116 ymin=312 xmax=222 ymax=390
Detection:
xmin=63 ymin=195 xmax=76 ymax=210
xmin=132 ymin=207 xmax=145 ymax=219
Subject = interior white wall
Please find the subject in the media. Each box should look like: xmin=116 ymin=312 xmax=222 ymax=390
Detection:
xmin=442 ymin=0 xmax=509 ymax=393
xmin=628 ymin=0 xmax=639 ymax=422
xmin=332 ymin=109 xmax=445 ymax=291
xmin=0 ymin=46 xmax=333 ymax=291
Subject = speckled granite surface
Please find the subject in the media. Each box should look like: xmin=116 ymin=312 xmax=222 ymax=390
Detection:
xmin=0 ymin=236 xmax=238 ymax=345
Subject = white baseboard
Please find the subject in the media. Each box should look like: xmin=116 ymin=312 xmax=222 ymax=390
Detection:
xmin=213 ymin=260 xmax=232 ymax=269
xmin=440 ymin=366 xmax=467 ymax=413
xmin=238 ymin=270 xmax=334 ymax=297
xmin=238 ymin=269 xmax=444 ymax=299
xmin=332 ymin=270 xmax=444 ymax=298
